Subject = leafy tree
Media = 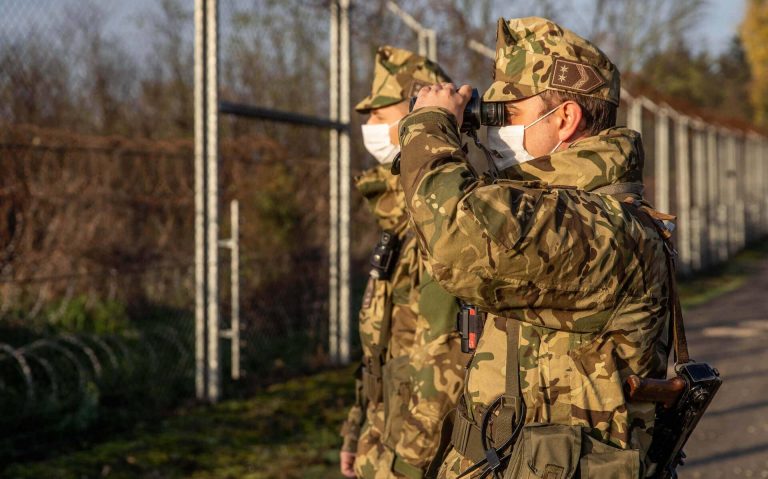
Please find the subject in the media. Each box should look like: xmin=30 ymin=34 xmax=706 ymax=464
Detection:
xmin=634 ymin=36 xmax=752 ymax=121
xmin=740 ymin=0 xmax=768 ymax=127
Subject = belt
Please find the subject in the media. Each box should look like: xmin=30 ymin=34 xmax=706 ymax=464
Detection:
xmin=392 ymin=454 xmax=424 ymax=479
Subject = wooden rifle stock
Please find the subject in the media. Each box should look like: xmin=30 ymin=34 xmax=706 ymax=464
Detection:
xmin=623 ymin=375 xmax=686 ymax=409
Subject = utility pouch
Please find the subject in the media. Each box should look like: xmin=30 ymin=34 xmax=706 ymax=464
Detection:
xmin=456 ymin=302 xmax=484 ymax=353
xmin=369 ymin=230 xmax=401 ymax=280
xmin=503 ymin=424 xmax=640 ymax=479
xmin=382 ymin=354 xmax=412 ymax=449
xmin=361 ymin=359 xmax=384 ymax=404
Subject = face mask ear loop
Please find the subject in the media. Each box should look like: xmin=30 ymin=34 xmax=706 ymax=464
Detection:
xmin=523 ymin=103 xmax=562 ymax=131
xmin=549 ymin=140 xmax=564 ymax=155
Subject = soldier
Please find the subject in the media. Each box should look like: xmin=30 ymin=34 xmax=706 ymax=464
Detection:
xmin=339 ymin=46 xmax=469 ymax=479
xmin=398 ymin=18 xmax=672 ymax=478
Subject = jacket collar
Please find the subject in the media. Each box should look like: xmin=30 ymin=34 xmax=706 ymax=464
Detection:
xmin=355 ymin=163 xmax=408 ymax=231
xmin=500 ymin=127 xmax=644 ymax=192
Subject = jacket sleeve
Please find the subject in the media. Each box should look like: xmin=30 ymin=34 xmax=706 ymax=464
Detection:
xmin=339 ymin=372 xmax=366 ymax=453
xmin=398 ymin=108 xmax=647 ymax=333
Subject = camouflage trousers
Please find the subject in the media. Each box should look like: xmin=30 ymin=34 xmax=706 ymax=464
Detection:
xmin=354 ymin=403 xmax=405 ymax=479
xmin=436 ymin=448 xmax=481 ymax=479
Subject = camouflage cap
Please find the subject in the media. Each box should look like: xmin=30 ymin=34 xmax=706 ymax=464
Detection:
xmin=483 ymin=17 xmax=620 ymax=105
xmin=355 ymin=45 xmax=452 ymax=113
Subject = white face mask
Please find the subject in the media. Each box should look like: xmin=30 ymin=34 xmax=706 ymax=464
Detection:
xmin=362 ymin=121 xmax=400 ymax=164
xmin=487 ymin=104 xmax=564 ymax=169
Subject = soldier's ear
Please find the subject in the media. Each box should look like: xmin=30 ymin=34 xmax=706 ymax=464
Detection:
xmin=558 ymin=100 xmax=584 ymax=143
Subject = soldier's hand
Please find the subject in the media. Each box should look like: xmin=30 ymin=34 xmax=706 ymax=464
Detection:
xmin=340 ymin=451 xmax=356 ymax=478
xmin=412 ymin=83 xmax=473 ymax=128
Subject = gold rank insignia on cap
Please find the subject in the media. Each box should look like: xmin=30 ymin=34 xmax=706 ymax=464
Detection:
xmin=549 ymin=58 xmax=606 ymax=94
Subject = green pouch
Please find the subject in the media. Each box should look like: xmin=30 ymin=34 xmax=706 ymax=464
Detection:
xmin=503 ymin=424 xmax=640 ymax=479
xmin=381 ymin=354 xmax=412 ymax=449
xmin=417 ymin=270 xmax=460 ymax=340
xmin=579 ymin=432 xmax=640 ymax=479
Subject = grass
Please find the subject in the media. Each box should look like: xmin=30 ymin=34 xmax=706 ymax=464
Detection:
xmin=4 ymin=240 xmax=767 ymax=479
xmin=678 ymin=240 xmax=768 ymax=308
xmin=3 ymin=367 xmax=355 ymax=479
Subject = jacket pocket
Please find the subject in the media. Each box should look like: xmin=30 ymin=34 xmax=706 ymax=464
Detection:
xmin=382 ymin=354 xmax=412 ymax=448
xmin=503 ymin=423 xmax=581 ymax=479
xmin=579 ymin=432 xmax=640 ymax=479
xmin=358 ymin=277 xmax=391 ymax=356
xmin=502 ymin=424 xmax=640 ymax=479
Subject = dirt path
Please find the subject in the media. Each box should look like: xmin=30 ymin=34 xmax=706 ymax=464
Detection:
xmin=679 ymin=256 xmax=768 ymax=478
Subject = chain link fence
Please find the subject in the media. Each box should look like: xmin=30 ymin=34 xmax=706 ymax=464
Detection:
xmin=2 ymin=0 xmax=767 ymax=465
xmin=1 ymin=0 xmax=200 ymax=459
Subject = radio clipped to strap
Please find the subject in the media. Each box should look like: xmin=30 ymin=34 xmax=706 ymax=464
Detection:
xmin=369 ymin=230 xmax=402 ymax=280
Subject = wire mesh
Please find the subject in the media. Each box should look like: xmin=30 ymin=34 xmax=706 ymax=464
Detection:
xmin=2 ymin=0 xmax=768 ymax=464
xmin=0 ymin=0 xmax=200 ymax=458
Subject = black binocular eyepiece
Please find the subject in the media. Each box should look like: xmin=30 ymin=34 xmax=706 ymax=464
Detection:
xmin=408 ymin=87 xmax=505 ymax=131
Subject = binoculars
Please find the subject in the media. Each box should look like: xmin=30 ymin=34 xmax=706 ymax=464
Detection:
xmin=409 ymin=87 xmax=505 ymax=131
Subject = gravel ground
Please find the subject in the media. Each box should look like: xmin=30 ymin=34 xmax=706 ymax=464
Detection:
xmin=678 ymin=256 xmax=768 ymax=479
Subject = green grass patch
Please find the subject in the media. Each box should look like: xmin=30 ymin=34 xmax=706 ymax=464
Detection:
xmin=3 ymin=367 xmax=355 ymax=479
xmin=678 ymin=239 xmax=768 ymax=308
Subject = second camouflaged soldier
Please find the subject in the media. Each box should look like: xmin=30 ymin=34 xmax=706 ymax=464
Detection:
xmin=339 ymin=46 xmax=469 ymax=479
xmin=399 ymin=18 xmax=672 ymax=478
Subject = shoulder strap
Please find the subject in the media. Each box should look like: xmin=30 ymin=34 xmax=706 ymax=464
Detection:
xmin=505 ymin=318 xmax=522 ymax=405
xmin=663 ymin=240 xmax=690 ymax=364
xmin=376 ymin=283 xmax=394 ymax=356
xmin=487 ymin=318 xmax=523 ymax=446
xmin=591 ymin=182 xmax=645 ymax=197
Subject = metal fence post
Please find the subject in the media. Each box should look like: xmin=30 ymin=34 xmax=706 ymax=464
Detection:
xmin=725 ymin=133 xmax=738 ymax=255
xmin=417 ymin=30 xmax=428 ymax=58
xmin=204 ymin=0 xmax=220 ymax=403
xmin=426 ymin=28 xmax=437 ymax=62
xmin=655 ymin=108 xmax=671 ymax=217
xmin=231 ymin=200 xmax=240 ymax=379
xmin=706 ymin=127 xmax=719 ymax=263
xmin=217 ymin=200 xmax=240 ymax=380
xmin=339 ymin=0 xmax=351 ymax=364
xmin=627 ymin=96 xmax=642 ymax=134
xmin=692 ymin=123 xmax=707 ymax=269
xmin=328 ymin=0 xmax=340 ymax=363
xmin=745 ymin=135 xmax=755 ymax=242
xmin=675 ymin=114 xmax=691 ymax=274
xmin=736 ymin=135 xmax=747 ymax=250
xmin=193 ymin=0 xmax=207 ymax=400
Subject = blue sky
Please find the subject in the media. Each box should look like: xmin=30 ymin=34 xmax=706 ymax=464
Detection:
xmin=1 ymin=0 xmax=748 ymax=61
xmin=694 ymin=0 xmax=746 ymax=53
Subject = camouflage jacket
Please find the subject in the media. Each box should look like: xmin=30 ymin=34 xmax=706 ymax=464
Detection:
xmin=341 ymin=162 xmax=469 ymax=477
xmin=398 ymin=108 xmax=670 ymax=469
